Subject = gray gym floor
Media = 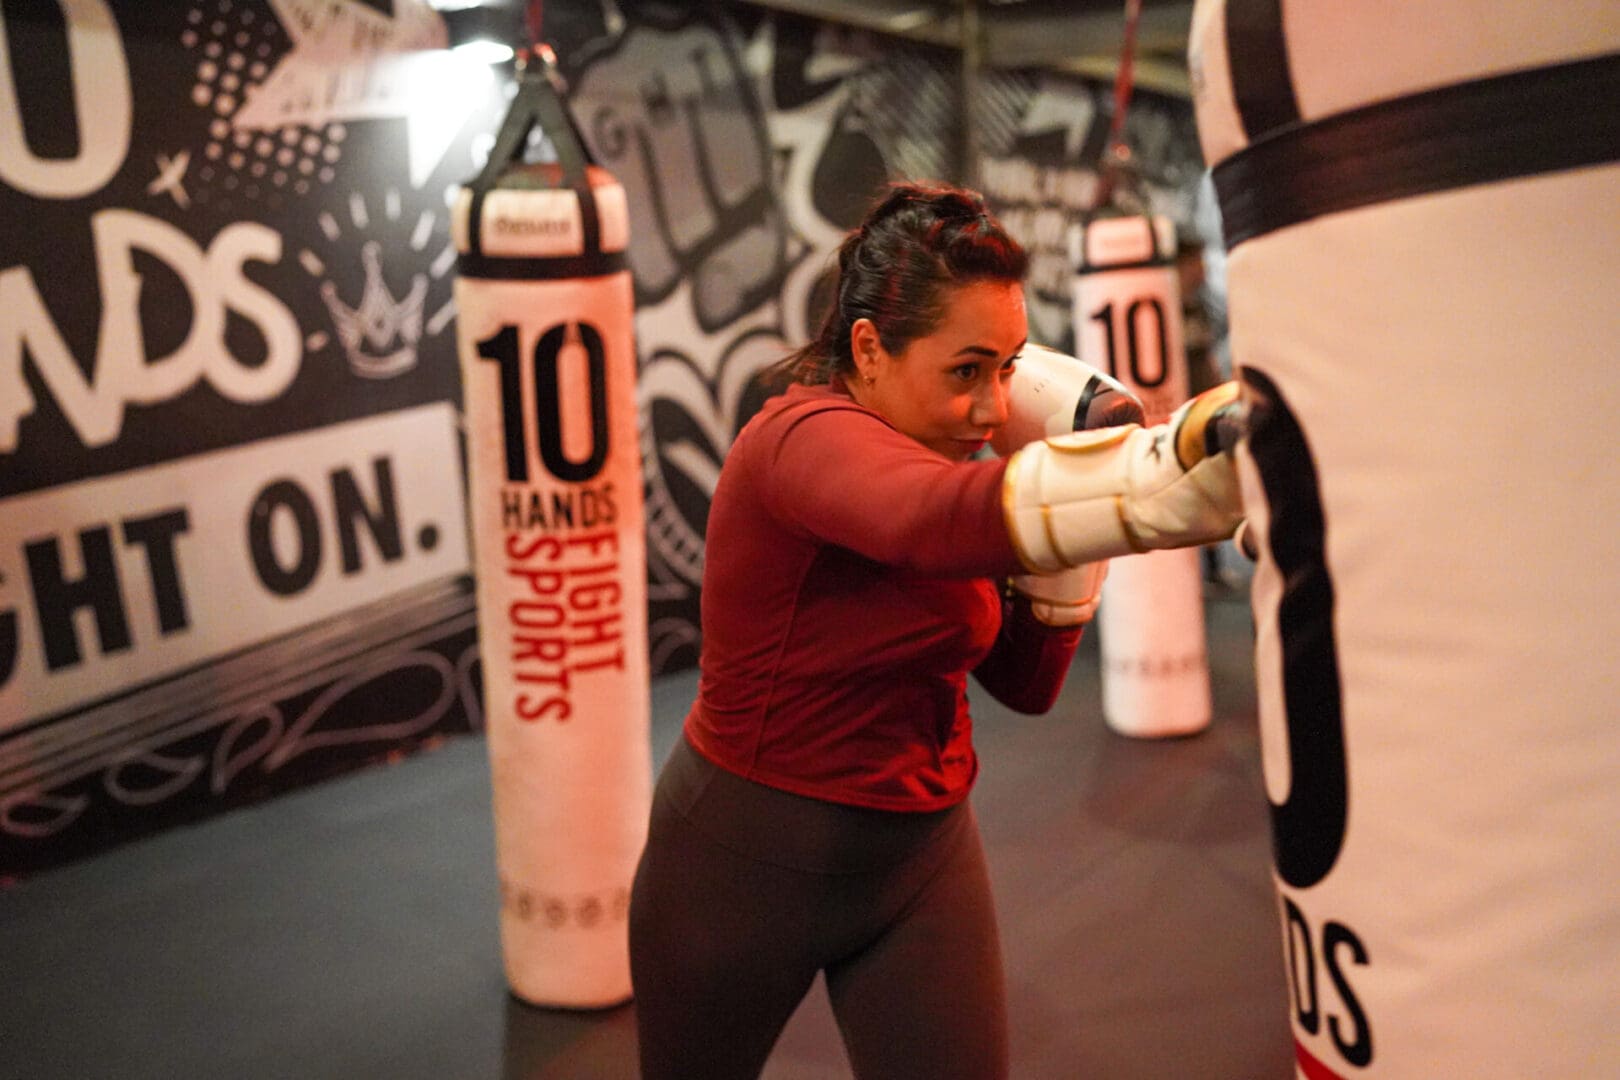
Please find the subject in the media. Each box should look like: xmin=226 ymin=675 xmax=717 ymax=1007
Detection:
xmin=0 ymin=581 xmax=1294 ymax=1080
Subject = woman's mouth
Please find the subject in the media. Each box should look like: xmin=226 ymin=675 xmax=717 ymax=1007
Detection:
xmin=953 ymin=437 xmax=990 ymax=459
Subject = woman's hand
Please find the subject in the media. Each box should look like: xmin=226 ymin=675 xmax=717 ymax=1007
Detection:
xmin=1003 ymin=382 xmax=1246 ymax=571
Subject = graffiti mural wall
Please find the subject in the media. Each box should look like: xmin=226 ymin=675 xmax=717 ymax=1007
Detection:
xmin=0 ymin=0 xmax=510 ymax=877
xmin=975 ymin=70 xmax=1207 ymax=352
xmin=1 ymin=0 xmax=1204 ymax=876
xmin=547 ymin=2 xmax=1206 ymax=673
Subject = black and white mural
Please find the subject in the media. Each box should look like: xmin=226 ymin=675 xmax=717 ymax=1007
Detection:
xmin=1 ymin=0 xmax=1204 ymax=876
xmin=0 ymin=0 xmax=511 ymax=877
xmin=548 ymin=2 xmax=1205 ymax=674
xmin=975 ymin=71 xmax=1207 ymax=352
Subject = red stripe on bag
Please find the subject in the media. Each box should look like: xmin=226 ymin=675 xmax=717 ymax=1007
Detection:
xmin=1295 ymin=1039 xmax=1349 ymax=1080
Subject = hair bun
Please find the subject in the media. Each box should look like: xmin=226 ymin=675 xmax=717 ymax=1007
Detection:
xmin=766 ymin=180 xmax=1026 ymax=388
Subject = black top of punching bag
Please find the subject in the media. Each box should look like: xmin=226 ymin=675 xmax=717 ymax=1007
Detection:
xmin=456 ymin=55 xmax=626 ymax=280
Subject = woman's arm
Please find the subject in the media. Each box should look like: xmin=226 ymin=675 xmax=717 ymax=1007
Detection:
xmin=971 ymin=589 xmax=1084 ymax=715
xmin=761 ymin=401 xmax=1023 ymax=579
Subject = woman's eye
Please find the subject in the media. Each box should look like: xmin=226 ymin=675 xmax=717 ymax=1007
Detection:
xmin=953 ymin=363 xmax=979 ymax=381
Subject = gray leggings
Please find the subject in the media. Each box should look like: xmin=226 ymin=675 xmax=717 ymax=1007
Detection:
xmin=629 ymin=736 xmax=1008 ymax=1080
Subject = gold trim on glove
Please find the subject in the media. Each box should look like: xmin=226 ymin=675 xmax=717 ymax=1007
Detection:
xmin=1174 ymin=382 xmax=1240 ymax=469
xmin=1041 ymin=504 xmax=1074 ymax=569
xmin=1115 ymin=495 xmax=1150 ymax=554
xmin=1048 ymin=425 xmax=1135 ymax=455
xmin=1002 ymin=450 xmax=1042 ymax=572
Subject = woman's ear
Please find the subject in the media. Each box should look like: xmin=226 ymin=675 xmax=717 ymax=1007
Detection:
xmin=850 ymin=318 xmax=883 ymax=384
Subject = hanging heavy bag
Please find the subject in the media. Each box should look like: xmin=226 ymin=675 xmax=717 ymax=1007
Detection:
xmin=450 ymin=54 xmax=651 ymax=1009
xmin=1191 ymin=1 xmax=1620 ymax=1074
xmin=1071 ymin=212 xmax=1213 ymax=738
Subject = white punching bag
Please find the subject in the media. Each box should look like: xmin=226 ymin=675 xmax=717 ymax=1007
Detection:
xmin=451 ymin=59 xmax=651 ymax=1009
xmin=1191 ymin=2 xmax=1620 ymax=1075
xmin=1072 ymin=213 xmax=1212 ymax=738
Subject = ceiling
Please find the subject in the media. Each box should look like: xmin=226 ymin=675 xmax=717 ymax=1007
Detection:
xmin=740 ymin=0 xmax=1196 ymax=96
xmin=439 ymin=0 xmax=1196 ymax=97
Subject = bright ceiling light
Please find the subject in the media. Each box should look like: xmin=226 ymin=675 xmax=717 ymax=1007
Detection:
xmin=451 ymin=38 xmax=515 ymax=64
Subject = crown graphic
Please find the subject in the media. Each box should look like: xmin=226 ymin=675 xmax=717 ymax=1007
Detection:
xmin=320 ymin=240 xmax=428 ymax=379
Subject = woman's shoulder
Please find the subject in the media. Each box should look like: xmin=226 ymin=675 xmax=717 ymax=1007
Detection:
xmin=771 ymin=381 xmax=862 ymax=418
xmin=742 ymin=381 xmax=886 ymax=449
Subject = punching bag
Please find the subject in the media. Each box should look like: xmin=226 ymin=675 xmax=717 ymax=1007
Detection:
xmin=1191 ymin=2 xmax=1620 ymax=1075
xmin=1071 ymin=213 xmax=1212 ymax=738
xmin=451 ymin=58 xmax=651 ymax=1008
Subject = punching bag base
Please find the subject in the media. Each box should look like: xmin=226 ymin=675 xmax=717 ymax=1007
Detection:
xmin=505 ymin=986 xmax=635 ymax=1012
xmin=1105 ymin=718 xmax=1207 ymax=740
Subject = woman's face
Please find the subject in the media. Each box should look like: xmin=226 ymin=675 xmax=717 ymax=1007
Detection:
xmin=854 ymin=279 xmax=1028 ymax=462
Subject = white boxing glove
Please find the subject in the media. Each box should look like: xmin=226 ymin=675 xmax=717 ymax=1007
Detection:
xmin=1003 ymin=381 xmax=1245 ymax=571
xmin=1014 ymin=559 xmax=1110 ymax=627
xmin=991 ymin=344 xmax=1144 ymax=456
xmin=996 ymin=346 xmax=1145 ymax=625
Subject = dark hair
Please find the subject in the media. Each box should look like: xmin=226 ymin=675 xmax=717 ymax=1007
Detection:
xmin=771 ymin=181 xmax=1028 ymax=386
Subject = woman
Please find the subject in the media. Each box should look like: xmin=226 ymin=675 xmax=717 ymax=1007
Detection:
xmin=628 ymin=182 xmax=1237 ymax=1079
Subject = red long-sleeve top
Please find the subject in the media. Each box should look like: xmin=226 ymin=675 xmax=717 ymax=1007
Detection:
xmin=684 ymin=381 xmax=1083 ymax=812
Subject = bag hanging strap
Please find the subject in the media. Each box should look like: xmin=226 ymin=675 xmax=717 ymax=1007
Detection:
xmin=1090 ymin=0 xmax=1147 ymax=215
xmin=464 ymin=45 xmax=603 ymax=259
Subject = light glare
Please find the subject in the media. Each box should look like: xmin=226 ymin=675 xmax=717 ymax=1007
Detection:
xmin=452 ymin=39 xmax=515 ymax=65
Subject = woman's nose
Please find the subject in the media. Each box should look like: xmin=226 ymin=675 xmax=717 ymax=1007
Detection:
xmin=973 ymin=378 xmax=1010 ymax=428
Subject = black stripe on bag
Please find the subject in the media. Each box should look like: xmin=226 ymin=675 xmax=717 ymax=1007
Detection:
xmin=1214 ymin=52 xmax=1620 ymax=250
xmin=1075 ymin=254 xmax=1172 ymax=274
xmin=1224 ymin=0 xmax=1300 ymax=141
xmin=456 ymin=251 xmax=627 ymax=281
